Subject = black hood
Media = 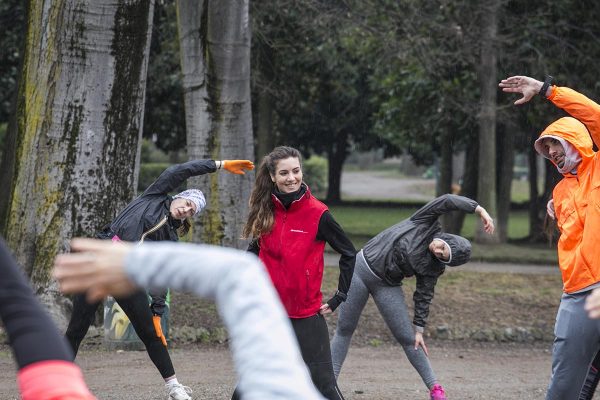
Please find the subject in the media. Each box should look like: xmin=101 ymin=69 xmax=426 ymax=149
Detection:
xmin=435 ymin=233 xmax=471 ymax=267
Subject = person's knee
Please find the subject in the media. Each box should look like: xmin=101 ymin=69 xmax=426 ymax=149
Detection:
xmin=335 ymin=315 xmax=358 ymax=337
xmin=396 ymin=334 xmax=415 ymax=347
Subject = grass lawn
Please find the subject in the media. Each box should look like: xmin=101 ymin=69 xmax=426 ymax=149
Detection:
xmin=328 ymin=205 xmax=557 ymax=265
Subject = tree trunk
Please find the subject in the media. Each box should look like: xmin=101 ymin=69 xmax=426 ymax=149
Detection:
xmin=437 ymin=131 xmax=453 ymax=197
xmin=326 ymin=128 xmax=349 ymax=203
xmin=446 ymin=133 xmax=478 ymax=234
xmin=0 ymin=0 xmax=154 ymax=326
xmin=527 ymin=132 xmax=542 ymax=241
xmin=438 ymin=130 xmax=454 ymax=231
xmin=177 ymin=0 xmax=253 ymax=249
xmin=255 ymin=40 xmax=275 ymax=161
xmin=474 ymin=0 xmax=500 ymax=243
xmin=496 ymin=123 xmax=515 ymax=242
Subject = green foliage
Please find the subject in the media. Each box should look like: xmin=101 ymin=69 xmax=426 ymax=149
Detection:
xmin=142 ymin=0 xmax=186 ymax=153
xmin=138 ymin=162 xmax=169 ymax=193
xmin=303 ymin=156 xmax=328 ymax=197
xmin=251 ymin=1 xmax=377 ymax=157
xmin=140 ymin=138 xmax=170 ymax=163
xmin=0 ymin=0 xmax=24 ymax=125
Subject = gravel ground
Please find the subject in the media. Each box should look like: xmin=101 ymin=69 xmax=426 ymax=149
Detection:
xmin=0 ymin=341 xmax=586 ymax=400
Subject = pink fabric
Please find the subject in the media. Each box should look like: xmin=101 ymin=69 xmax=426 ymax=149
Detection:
xmin=111 ymin=235 xmax=121 ymax=242
xmin=430 ymin=384 xmax=447 ymax=400
xmin=18 ymin=360 xmax=96 ymax=400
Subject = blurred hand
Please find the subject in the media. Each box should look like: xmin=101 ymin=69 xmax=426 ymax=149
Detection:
xmin=222 ymin=160 xmax=255 ymax=175
xmin=585 ymin=289 xmax=600 ymax=319
xmin=53 ymin=238 xmax=137 ymax=303
xmin=414 ymin=331 xmax=429 ymax=356
xmin=547 ymin=199 xmax=556 ymax=220
xmin=498 ymin=75 xmax=544 ymax=105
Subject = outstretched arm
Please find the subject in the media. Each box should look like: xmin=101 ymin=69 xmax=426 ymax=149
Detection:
xmin=54 ymin=239 xmax=324 ymax=400
xmin=144 ymin=159 xmax=254 ymax=196
xmin=410 ymin=194 xmax=479 ymax=225
xmin=500 ymin=75 xmax=600 ymax=145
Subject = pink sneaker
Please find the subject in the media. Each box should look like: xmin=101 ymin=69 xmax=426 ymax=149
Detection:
xmin=430 ymin=384 xmax=447 ymax=400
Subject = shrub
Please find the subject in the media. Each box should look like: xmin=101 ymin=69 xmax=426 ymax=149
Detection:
xmin=303 ymin=155 xmax=328 ymax=197
xmin=138 ymin=163 xmax=170 ymax=193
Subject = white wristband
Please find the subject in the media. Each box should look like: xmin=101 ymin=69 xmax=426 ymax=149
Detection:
xmin=215 ymin=160 xmax=222 ymax=169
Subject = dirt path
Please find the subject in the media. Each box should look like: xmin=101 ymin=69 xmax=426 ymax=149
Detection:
xmin=341 ymin=171 xmax=434 ymax=202
xmin=0 ymin=342 xmax=566 ymax=400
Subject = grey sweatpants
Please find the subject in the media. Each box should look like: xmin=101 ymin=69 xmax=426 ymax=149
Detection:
xmin=546 ymin=291 xmax=600 ymax=400
xmin=330 ymin=250 xmax=437 ymax=389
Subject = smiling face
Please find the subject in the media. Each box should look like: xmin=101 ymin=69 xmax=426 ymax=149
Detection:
xmin=271 ymin=157 xmax=303 ymax=193
xmin=429 ymin=239 xmax=450 ymax=262
xmin=169 ymin=197 xmax=196 ymax=220
xmin=542 ymin=137 xmax=566 ymax=168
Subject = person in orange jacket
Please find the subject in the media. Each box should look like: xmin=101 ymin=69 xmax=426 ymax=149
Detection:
xmin=500 ymin=75 xmax=600 ymax=400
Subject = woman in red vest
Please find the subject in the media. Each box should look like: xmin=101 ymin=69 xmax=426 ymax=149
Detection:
xmin=233 ymin=146 xmax=356 ymax=400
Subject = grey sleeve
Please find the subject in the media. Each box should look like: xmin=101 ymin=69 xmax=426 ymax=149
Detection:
xmin=412 ymin=273 xmax=439 ymax=329
xmin=126 ymin=242 xmax=324 ymax=400
xmin=410 ymin=194 xmax=478 ymax=225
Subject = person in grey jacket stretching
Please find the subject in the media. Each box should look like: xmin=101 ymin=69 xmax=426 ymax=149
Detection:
xmin=330 ymin=194 xmax=494 ymax=400
xmin=53 ymin=238 xmax=325 ymax=400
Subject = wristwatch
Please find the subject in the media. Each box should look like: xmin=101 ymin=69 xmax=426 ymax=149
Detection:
xmin=539 ymin=75 xmax=553 ymax=97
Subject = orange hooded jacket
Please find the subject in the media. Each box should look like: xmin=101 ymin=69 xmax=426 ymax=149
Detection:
xmin=539 ymin=86 xmax=600 ymax=293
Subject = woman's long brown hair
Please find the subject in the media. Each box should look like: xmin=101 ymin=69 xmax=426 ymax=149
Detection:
xmin=243 ymin=146 xmax=302 ymax=239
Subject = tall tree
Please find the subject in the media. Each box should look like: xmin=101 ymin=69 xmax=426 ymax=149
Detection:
xmin=475 ymin=0 xmax=500 ymax=243
xmin=177 ymin=0 xmax=254 ymax=248
xmin=0 ymin=0 xmax=155 ymax=324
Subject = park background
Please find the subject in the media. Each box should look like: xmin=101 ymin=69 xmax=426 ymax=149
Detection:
xmin=0 ymin=2 xmax=599 ymax=398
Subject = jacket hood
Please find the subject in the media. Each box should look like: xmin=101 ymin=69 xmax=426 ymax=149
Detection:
xmin=534 ymin=117 xmax=593 ymax=175
xmin=435 ymin=233 xmax=471 ymax=267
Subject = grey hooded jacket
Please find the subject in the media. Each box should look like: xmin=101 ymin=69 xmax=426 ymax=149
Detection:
xmin=362 ymin=194 xmax=477 ymax=328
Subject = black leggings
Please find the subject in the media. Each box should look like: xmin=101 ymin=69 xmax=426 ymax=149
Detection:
xmin=65 ymin=289 xmax=175 ymax=378
xmin=232 ymin=314 xmax=344 ymax=400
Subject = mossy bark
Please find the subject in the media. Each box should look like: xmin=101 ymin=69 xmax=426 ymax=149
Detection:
xmin=177 ymin=0 xmax=254 ymax=249
xmin=2 ymin=0 xmax=155 ymax=326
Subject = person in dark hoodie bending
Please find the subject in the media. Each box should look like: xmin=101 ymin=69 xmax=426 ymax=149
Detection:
xmin=330 ymin=194 xmax=494 ymax=400
xmin=64 ymin=158 xmax=254 ymax=400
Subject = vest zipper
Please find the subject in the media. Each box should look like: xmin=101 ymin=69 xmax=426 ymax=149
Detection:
xmin=305 ymin=269 xmax=310 ymax=302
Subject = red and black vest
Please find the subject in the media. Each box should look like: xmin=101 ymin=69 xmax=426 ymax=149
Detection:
xmin=259 ymin=188 xmax=328 ymax=318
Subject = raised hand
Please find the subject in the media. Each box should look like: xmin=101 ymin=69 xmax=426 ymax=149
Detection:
xmin=499 ymin=75 xmax=544 ymax=105
xmin=53 ymin=238 xmax=137 ymax=302
xmin=222 ymin=160 xmax=255 ymax=175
